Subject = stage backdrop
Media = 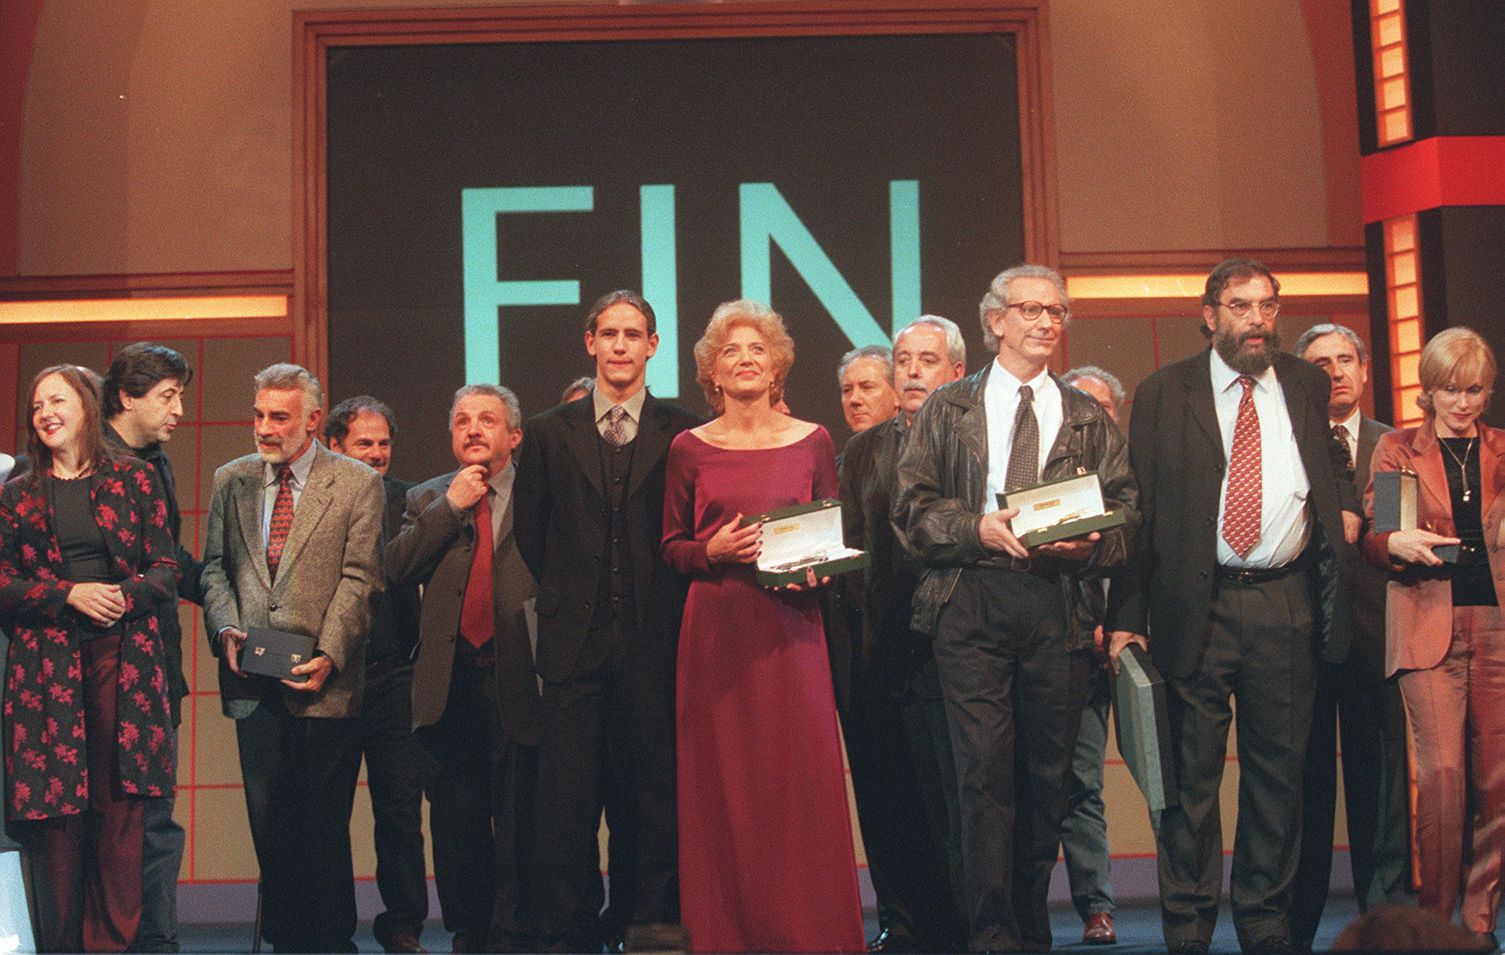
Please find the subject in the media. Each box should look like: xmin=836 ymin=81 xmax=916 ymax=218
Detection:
xmin=325 ymin=29 xmax=1027 ymax=479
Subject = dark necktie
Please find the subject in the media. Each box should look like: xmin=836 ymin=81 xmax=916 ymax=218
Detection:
xmin=1004 ymin=384 xmax=1040 ymax=492
xmin=604 ymin=406 xmax=629 ymax=447
xmin=1332 ymin=423 xmax=1355 ymax=474
xmin=1222 ymin=376 xmax=1262 ymax=558
xmin=266 ymin=465 xmax=294 ymax=581
xmin=460 ymin=490 xmax=494 ymax=648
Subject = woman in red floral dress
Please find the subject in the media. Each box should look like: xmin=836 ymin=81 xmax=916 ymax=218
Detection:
xmin=1 ymin=364 xmax=179 ymax=952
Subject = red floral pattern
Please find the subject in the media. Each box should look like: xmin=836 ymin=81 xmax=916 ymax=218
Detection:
xmin=1 ymin=457 xmax=179 ymax=820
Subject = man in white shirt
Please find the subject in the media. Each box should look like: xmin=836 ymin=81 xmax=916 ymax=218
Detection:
xmin=894 ymin=266 xmax=1137 ymax=952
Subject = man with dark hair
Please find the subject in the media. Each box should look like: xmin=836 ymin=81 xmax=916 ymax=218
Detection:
xmin=841 ymin=316 xmax=968 ymax=953
xmin=102 ymin=341 xmax=200 ymax=954
xmin=201 ymin=363 xmax=384 ymax=953
xmin=895 ymin=267 xmax=1137 ymax=952
xmin=1288 ymin=324 xmax=1412 ymax=947
xmin=513 ymin=290 xmax=701 ymax=951
xmin=1107 ymin=259 xmax=1360 ymax=954
xmin=386 ymin=384 xmax=539 ymax=952
xmin=327 ymin=396 xmax=429 ymax=954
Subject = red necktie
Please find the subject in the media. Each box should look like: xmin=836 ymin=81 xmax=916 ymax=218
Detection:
xmin=266 ymin=465 xmax=294 ymax=581
xmin=459 ymin=491 xmax=494 ymax=648
xmin=1222 ymin=376 xmax=1262 ymax=559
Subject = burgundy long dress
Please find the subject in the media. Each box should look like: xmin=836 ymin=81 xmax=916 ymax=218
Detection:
xmin=661 ymin=425 xmax=864 ymax=954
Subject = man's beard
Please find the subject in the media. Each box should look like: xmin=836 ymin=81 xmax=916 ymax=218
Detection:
xmin=1214 ymin=324 xmax=1280 ymax=375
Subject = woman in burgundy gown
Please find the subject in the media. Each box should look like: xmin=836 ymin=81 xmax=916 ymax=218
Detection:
xmin=662 ymin=300 xmax=864 ymax=953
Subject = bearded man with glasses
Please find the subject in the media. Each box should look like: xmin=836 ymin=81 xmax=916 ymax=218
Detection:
xmin=1106 ymin=258 xmax=1361 ymax=955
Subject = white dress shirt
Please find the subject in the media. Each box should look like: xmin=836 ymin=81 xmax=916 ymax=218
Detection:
xmin=1210 ymin=350 xmax=1311 ymax=568
xmin=982 ymin=361 xmax=1062 ymax=514
xmin=261 ymin=440 xmax=318 ymax=546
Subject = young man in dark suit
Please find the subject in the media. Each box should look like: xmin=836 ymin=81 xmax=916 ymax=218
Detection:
xmin=1107 ymin=260 xmax=1361 ymax=955
xmin=385 ymin=384 xmax=539 ymax=953
xmin=513 ymin=290 xmax=700 ymax=952
xmin=1289 ymin=324 xmax=1413 ymax=947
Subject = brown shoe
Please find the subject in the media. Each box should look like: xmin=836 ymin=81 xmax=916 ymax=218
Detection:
xmin=1083 ymin=912 xmax=1116 ymax=945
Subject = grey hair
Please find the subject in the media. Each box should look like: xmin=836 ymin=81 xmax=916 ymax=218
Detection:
xmin=253 ymin=363 xmax=323 ymax=417
xmin=895 ymin=315 xmax=966 ymax=367
xmin=1293 ymin=323 xmax=1369 ymax=366
xmin=560 ymin=376 xmax=595 ymax=403
xmin=450 ymin=383 xmax=522 ymax=431
xmin=837 ymin=344 xmax=893 ymax=386
xmin=978 ymin=264 xmax=1071 ymax=353
xmin=1062 ymin=365 xmax=1127 ymax=408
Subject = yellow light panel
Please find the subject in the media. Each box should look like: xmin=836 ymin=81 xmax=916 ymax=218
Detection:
xmin=1065 ymin=272 xmax=1367 ymax=300
xmin=0 ymin=295 xmax=288 ymax=325
xmin=1390 ymin=251 xmax=1416 ymax=287
xmin=1394 ymin=318 xmax=1421 ymax=354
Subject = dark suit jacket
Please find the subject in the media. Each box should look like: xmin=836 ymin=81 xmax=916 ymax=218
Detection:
xmin=385 ymin=467 xmax=539 ymax=744
xmin=1345 ymin=416 xmax=1393 ymax=680
xmin=512 ymin=392 xmax=702 ymax=683
xmin=1105 ymin=350 xmax=1357 ymax=678
xmin=367 ymin=476 xmax=421 ymax=666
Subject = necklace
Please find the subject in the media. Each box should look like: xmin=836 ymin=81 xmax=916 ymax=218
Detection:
xmin=1439 ymin=436 xmax=1477 ymax=503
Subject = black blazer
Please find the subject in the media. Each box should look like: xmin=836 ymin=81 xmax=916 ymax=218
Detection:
xmin=512 ymin=392 xmax=702 ymax=683
xmin=1344 ymin=415 xmax=1393 ymax=680
xmin=385 ymin=469 xmax=539 ymax=743
xmin=1106 ymin=350 xmax=1358 ymax=678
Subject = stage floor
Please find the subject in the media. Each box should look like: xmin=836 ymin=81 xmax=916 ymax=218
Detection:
xmin=176 ymin=896 xmax=1368 ymax=953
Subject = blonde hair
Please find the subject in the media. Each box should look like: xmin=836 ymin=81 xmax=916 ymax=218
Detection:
xmin=1416 ymin=326 xmax=1496 ymax=415
xmin=692 ymin=300 xmax=795 ymax=414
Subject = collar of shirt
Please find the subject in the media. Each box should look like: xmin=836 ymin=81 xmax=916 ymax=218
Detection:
xmin=981 ymin=360 xmax=1061 ymax=514
xmin=263 ymin=439 xmax=318 ymax=491
xmin=488 ymin=460 xmax=516 ymax=501
xmin=1333 ymin=407 xmax=1361 ymax=450
xmin=592 ymin=386 xmax=647 ymax=428
xmin=1209 ymin=346 xmax=1278 ymax=398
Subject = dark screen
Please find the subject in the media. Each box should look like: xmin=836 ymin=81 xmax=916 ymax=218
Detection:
xmin=327 ymin=32 xmax=1025 ymax=480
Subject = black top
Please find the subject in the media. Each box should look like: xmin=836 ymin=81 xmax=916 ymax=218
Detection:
xmin=1440 ymin=437 xmax=1496 ymax=607
xmin=50 ymin=476 xmax=116 ymax=640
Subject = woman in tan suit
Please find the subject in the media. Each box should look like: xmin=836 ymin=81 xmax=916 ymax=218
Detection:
xmin=1362 ymin=327 xmax=1505 ymax=943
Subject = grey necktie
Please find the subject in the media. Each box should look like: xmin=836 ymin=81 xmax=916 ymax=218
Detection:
xmin=604 ymin=406 xmax=629 ymax=447
xmin=1005 ymin=384 xmax=1039 ymax=492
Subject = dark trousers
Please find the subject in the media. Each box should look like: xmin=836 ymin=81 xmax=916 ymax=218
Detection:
xmin=845 ymin=646 xmax=966 ymax=951
xmin=360 ymin=659 xmax=430 ymax=945
xmin=533 ymin=626 xmax=679 ymax=951
xmin=1061 ymin=663 xmax=1116 ymax=921
xmin=420 ymin=650 xmax=537 ymax=952
xmin=235 ymin=694 xmax=362 ymax=953
xmin=1290 ymin=657 xmax=1413 ymax=945
xmin=134 ymin=733 xmax=185 ymax=953
xmin=18 ymin=636 xmax=146 ymax=953
xmin=1158 ymin=571 xmax=1316 ymax=951
xmin=933 ymin=567 xmax=1090 ymax=952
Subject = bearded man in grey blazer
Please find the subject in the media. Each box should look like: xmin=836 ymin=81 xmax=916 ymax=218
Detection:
xmin=201 ymin=363 xmax=383 ymax=954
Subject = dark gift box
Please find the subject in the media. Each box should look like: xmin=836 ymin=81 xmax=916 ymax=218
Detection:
xmin=1112 ymin=643 xmax=1178 ymax=812
xmin=241 ymin=627 xmax=317 ymax=683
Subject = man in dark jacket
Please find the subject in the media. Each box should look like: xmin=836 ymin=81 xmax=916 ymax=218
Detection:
xmin=1106 ymin=259 xmax=1359 ymax=955
xmin=102 ymin=342 xmax=202 ymax=954
xmin=840 ymin=316 xmax=968 ymax=953
xmin=327 ymin=397 xmax=429 ymax=954
xmin=894 ymin=265 xmax=1138 ymax=952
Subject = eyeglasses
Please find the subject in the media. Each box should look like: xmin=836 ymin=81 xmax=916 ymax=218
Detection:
xmin=1006 ymin=301 xmax=1069 ymax=324
xmin=1219 ymin=298 xmax=1280 ymax=319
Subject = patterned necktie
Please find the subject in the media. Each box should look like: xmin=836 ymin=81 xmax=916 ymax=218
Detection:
xmin=1004 ymin=384 xmax=1040 ymax=492
xmin=266 ymin=465 xmax=295 ymax=581
xmin=604 ymin=405 xmax=629 ymax=447
xmin=459 ymin=490 xmax=494 ymax=648
xmin=1222 ymin=376 xmax=1262 ymax=558
xmin=1331 ymin=423 xmax=1355 ymax=474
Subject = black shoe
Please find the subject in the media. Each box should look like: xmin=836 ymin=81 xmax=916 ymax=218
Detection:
xmin=867 ymin=928 xmax=919 ymax=953
xmin=1248 ymin=937 xmax=1297 ymax=955
xmin=378 ymin=931 xmax=428 ymax=953
xmin=1167 ymin=941 xmax=1209 ymax=954
xmin=625 ymin=923 xmax=687 ymax=953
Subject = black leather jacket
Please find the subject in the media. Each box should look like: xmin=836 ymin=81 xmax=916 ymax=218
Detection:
xmin=892 ymin=362 xmax=1139 ymax=644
